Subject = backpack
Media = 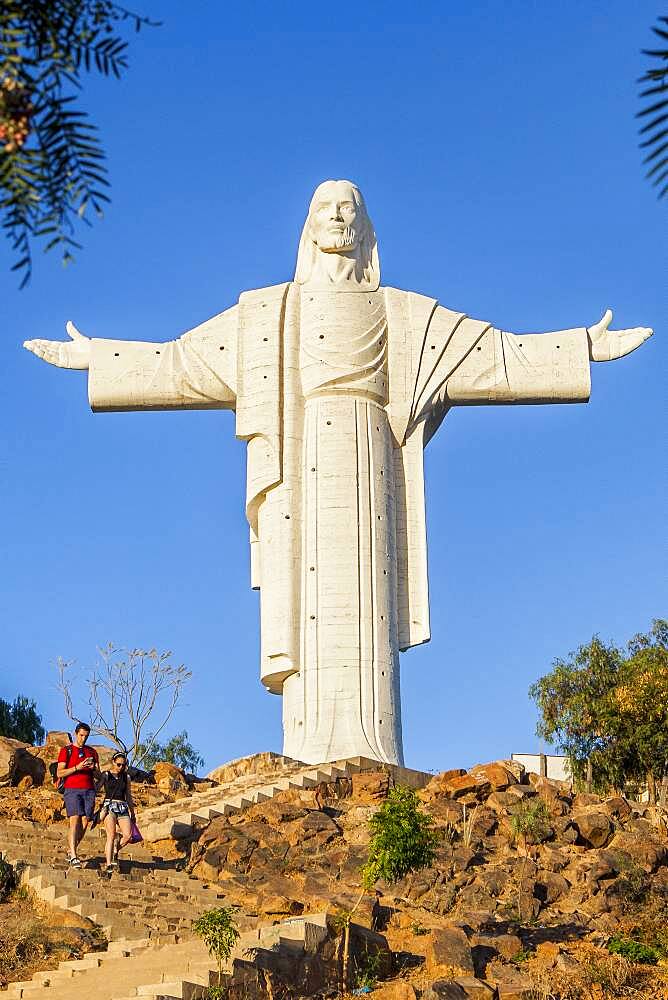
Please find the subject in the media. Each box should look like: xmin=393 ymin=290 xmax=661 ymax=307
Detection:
xmin=49 ymin=744 xmax=73 ymax=793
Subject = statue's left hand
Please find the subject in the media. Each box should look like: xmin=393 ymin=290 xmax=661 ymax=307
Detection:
xmin=23 ymin=321 xmax=91 ymax=370
xmin=588 ymin=308 xmax=653 ymax=362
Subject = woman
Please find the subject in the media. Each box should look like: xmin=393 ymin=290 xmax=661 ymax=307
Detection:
xmin=98 ymin=752 xmax=135 ymax=872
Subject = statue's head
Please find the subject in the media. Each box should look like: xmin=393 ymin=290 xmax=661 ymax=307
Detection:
xmin=295 ymin=179 xmax=380 ymax=289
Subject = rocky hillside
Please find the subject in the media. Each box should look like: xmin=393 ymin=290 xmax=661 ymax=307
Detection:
xmin=0 ymin=730 xmax=212 ymax=826
xmin=177 ymin=761 xmax=668 ymax=997
xmin=1 ymin=744 xmax=667 ymax=998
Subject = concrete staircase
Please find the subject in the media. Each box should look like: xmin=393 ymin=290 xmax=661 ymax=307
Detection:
xmin=0 ymin=754 xmax=429 ymax=998
xmin=138 ymin=754 xmax=431 ymax=842
xmin=0 ymin=820 xmax=236 ymax=944
xmin=3 ymin=913 xmax=333 ymax=999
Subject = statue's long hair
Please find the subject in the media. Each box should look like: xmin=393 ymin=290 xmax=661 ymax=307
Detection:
xmin=294 ymin=180 xmax=380 ymax=289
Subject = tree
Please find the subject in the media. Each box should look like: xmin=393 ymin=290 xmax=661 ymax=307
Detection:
xmin=135 ymin=729 xmax=204 ymax=773
xmin=331 ymin=785 xmax=440 ymax=990
xmin=614 ymin=620 xmax=668 ymax=805
xmin=638 ymin=16 xmax=668 ymax=199
xmin=0 ymin=1 xmax=158 ymax=286
xmin=0 ymin=694 xmax=45 ymax=744
xmin=56 ymin=642 xmax=191 ymax=767
xmin=530 ymin=620 xmax=668 ymax=801
xmin=192 ymin=907 xmax=239 ymax=993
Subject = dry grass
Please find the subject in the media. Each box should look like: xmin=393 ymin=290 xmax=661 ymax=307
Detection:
xmin=526 ymin=943 xmax=668 ymax=1000
xmin=0 ymin=886 xmax=105 ymax=989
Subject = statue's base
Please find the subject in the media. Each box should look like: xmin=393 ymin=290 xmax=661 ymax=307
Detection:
xmin=206 ymin=751 xmax=431 ymax=790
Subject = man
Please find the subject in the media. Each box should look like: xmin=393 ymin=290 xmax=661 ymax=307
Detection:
xmin=56 ymin=722 xmax=100 ymax=867
xmin=24 ymin=180 xmax=653 ymax=768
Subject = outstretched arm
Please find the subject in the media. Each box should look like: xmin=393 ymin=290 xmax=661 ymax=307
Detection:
xmin=24 ymin=308 xmax=238 ymax=412
xmin=443 ymin=308 xmax=652 ymax=406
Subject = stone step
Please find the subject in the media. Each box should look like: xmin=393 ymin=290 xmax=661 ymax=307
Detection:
xmin=134 ymin=974 xmax=210 ymax=998
xmin=5 ymin=945 xmax=213 ymax=999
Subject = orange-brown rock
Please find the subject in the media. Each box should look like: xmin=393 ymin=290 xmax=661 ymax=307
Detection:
xmin=0 ymin=737 xmax=46 ymax=787
xmin=472 ymin=932 xmax=522 ymax=963
xmin=426 ymin=925 xmax=475 ymax=975
xmin=469 ymin=763 xmax=517 ymax=791
xmin=153 ymin=761 xmax=189 ymax=795
xmin=608 ymin=829 xmax=667 ymax=872
xmin=351 ymin=770 xmax=390 ymax=803
xmin=441 ymin=774 xmax=490 ymax=800
xmin=454 ymin=978 xmax=496 ymax=999
xmin=573 ymin=811 xmax=612 ymax=848
xmin=372 ymin=983 xmax=418 ymax=1000
xmin=602 ymin=796 xmax=632 ymax=821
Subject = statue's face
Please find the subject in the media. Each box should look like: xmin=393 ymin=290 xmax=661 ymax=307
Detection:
xmin=309 ymin=181 xmax=361 ymax=254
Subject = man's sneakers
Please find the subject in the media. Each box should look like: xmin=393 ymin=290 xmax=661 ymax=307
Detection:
xmin=68 ymin=856 xmax=82 ymax=868
xmin=104 ymin=860 xmax=119 ymax=874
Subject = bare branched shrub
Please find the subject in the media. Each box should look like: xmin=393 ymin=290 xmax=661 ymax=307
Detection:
xmin=56 ymin=642 xmax=191 ymax=767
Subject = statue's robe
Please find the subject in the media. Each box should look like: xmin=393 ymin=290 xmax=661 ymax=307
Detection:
xmin=87 ymin=283 xmax=590 ymax=763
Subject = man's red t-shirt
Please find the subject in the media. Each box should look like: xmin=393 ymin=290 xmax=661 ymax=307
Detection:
xmin=57 ymin=744 xmax=99 ymax=790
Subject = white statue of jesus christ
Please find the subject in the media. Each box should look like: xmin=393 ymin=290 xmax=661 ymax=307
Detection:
xmin=25 ymin=180 xmax=653 ymax=766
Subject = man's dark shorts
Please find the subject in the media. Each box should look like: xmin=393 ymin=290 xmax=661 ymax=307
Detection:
xmin=63 ymin=788 xmax=96 ymax=819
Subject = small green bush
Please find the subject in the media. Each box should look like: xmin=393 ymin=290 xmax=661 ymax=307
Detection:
xmin=192 ymin=907 xmax=239 ymax=986
xmin=509 ymin=798 xmax=551 ymax=847
xmin=612 ymin=855 xmax=651 ymax=904
xmin=607 ymin=935 xmax=660 ymax=965
xmin=354 ymin=944 xmax=382 ymax=989
xmin=361 ymin=785 xmax=438 ymax=889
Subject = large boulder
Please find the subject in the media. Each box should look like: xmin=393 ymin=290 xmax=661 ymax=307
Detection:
xmin=426 ymin=925 xmax=475 ymax=976
xmin=573 ymin=811 xmax=613 ymax=848
xmin=0 ymin=737 xmax=46 ymax=787
xmin=535 ymin=869 xmax=570 ymax=904
xmin=422 ymin=984 xmax=467 ymax=1000
xmin=608 ymin=830 xmax=668 ymax=872
xmin=469 ymin=762 xmax=518 ymax=791
xmin=153 ymin=761 xmax=189 ymax=795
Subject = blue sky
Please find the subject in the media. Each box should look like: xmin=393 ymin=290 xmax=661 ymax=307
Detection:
xmin=1 ymin=1 xmax=665 ymax=774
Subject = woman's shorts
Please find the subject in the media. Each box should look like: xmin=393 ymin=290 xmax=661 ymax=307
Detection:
xmin=103 ymin=798 xmax=131 ymax=818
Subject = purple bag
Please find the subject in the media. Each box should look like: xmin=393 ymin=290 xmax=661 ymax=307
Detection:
xmin=129 ymin=821 xmax=143 ymax=844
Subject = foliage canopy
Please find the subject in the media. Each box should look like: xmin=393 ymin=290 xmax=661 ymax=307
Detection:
xmin=0 ymin=0 xmax=157 ymax=285
xmin=135 ymin=729 xmax=204 ymax=773
xmin=361 ymin=785 xmax=438 ymax=890
xmin=638 ymin=16 xmax=668 ymax=199
xmin=0 ymin=695 xmax=45 ymax=744
xmin=530 ymin=620 xmax=668 ymax=800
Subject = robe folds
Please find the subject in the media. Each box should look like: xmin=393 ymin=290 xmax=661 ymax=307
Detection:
xmin=87 ymin=282 xmax=591 ymax=761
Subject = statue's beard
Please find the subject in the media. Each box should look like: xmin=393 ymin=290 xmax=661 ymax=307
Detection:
xmin=318 ymin=225 xmax=358 ymax=253
xmin=334 ymin=225 xmax=356 ymax=250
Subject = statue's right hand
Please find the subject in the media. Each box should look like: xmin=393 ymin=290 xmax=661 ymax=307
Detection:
xmin=24 ymin=321 xmax=91 ymax=370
